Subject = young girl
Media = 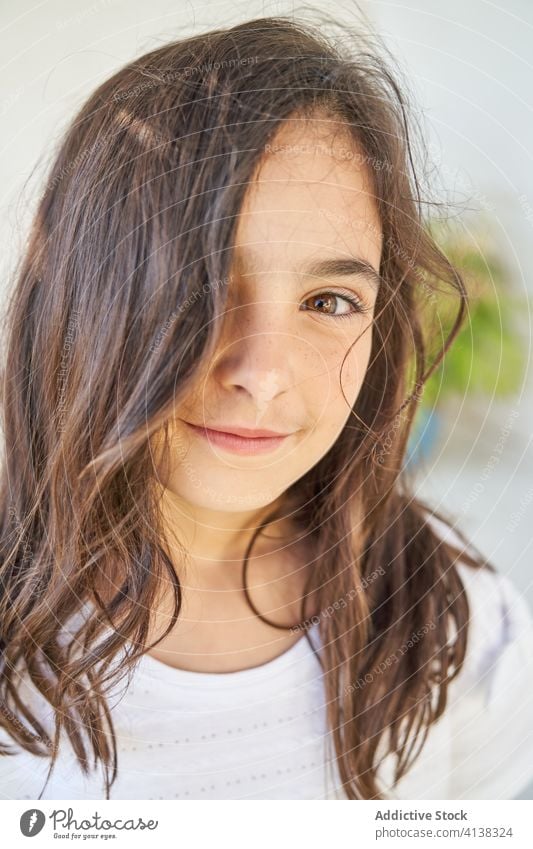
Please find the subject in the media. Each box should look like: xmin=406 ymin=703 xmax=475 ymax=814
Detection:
xmin=1 ymin=15 xmax=532 ymax=802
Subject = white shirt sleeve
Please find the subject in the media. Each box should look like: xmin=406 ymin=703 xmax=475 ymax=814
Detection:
xmin=447 ymin=561 xmax=533 ymax=799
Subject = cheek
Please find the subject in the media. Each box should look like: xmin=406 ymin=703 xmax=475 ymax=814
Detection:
xmin=321 ymin=325 xmax=373 ymax=405
xmin=304 ymin=331 xmax=371 ymax=446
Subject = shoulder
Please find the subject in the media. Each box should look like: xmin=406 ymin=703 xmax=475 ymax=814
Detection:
xmin=450 ymin=563 xmax=533 ymax=797
xmin=456 ymin=559 xmax=533 ymax=680
xmin=0 ymin=604 xmax=95 ymax=798
xmin=424 ymin=512 xmax=533 ymax=797
xmin=0 ymin=673 xmax=56 ymax=800
xmin=424 ymin=511 xmax=533 ymax=677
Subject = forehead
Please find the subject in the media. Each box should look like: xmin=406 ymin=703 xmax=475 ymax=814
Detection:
xmin=234 ymin=116 xmax=383 ymax=267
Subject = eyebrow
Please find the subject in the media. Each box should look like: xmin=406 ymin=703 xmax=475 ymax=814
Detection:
xmin=302 ymin=257 xmax=381 ymax=291
xmin=233 ymin=250 xmax=381 ymax=291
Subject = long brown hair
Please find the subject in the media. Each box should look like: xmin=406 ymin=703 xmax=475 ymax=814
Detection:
xmin=0 ymin=14 xmax=492 ymax=799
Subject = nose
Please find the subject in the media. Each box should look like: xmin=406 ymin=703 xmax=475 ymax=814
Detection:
xmin=213 ymin=331 xmax=293 ymax=406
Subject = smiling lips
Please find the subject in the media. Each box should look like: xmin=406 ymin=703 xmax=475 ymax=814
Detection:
xmin=182 ymin=420 xmax=295 ymax=455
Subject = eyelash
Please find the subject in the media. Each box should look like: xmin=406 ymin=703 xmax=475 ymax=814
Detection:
xmin=301 ymin=290 xmax=372 ymax=320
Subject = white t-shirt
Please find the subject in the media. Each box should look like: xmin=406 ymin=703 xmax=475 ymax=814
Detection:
xmin=1 ymin=535 xmax=533 ymax=800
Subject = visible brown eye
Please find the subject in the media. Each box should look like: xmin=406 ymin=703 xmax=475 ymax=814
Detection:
xmin=300 ymin=290 xmax=371 ymax=320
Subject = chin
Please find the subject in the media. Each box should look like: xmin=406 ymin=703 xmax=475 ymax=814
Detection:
xmin=166 ymin=473 xmax=282 ymax=513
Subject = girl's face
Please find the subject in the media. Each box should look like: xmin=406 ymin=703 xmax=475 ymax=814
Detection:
xmin=162 ymin=118 xmax=383 ymax=512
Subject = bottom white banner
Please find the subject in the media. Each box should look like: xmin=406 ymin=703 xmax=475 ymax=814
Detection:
xmin=1 ymin=798 xmax=532 ymax=848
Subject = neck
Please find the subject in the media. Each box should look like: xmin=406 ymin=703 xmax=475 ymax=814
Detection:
xmin=157 ymin=487 xmax=301 ymax=583
xmin=143 ymin=489 xmax=315 ymax=671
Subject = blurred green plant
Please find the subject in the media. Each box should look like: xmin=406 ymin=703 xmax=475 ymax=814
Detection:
xmin=417 ymin=217 xmax=529 ymax=412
